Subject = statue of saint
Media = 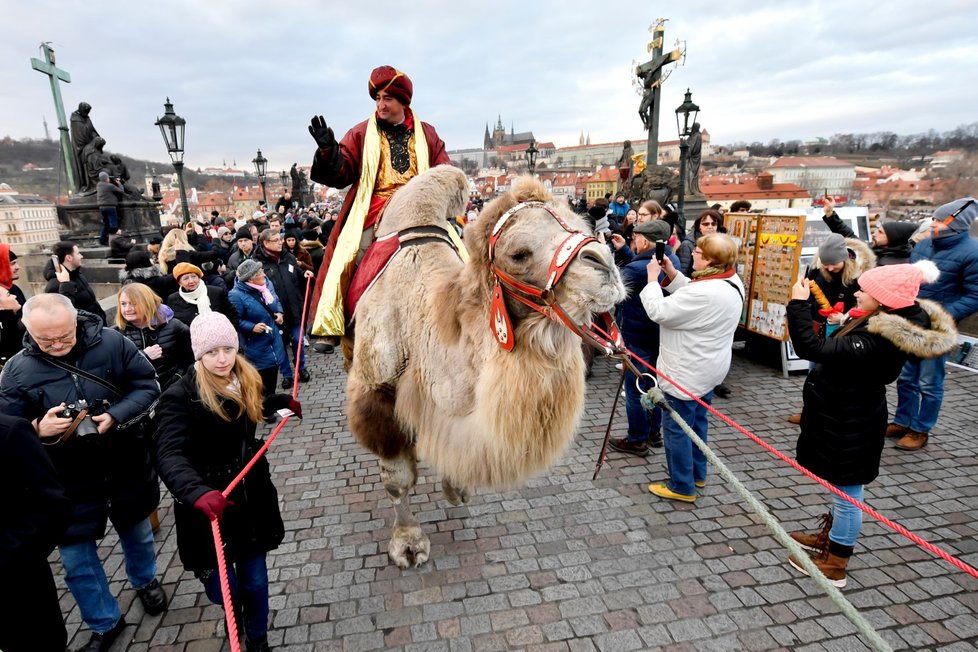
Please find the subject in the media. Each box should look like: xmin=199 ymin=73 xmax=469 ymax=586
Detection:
xmin=686 ymin=123 xmax=702 ymax=195
xmin=617 ymin=140 xmax=635 ymax=184
xmin=70 ymin=102 xmax=100 ymax=193
xmin=290 ymin=163 xmax=301 ymax=199
xmin=109 ymin=154 xmax=147 ymax=199
xmin=81 ymin=137 xmax=112 ymax=192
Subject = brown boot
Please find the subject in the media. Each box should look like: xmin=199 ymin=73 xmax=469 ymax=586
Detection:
xmin=885 ymin=423 xmax=909 ymax=438
xmin=790 ymin=512 xmax=833 ymax=553
xmin=787 ymin=413 xmax=802 ymax=425
xmin=895 ymin=430 xmax=928 ymax=450
xmin=788 ymin=541 xmax=852 ymax=588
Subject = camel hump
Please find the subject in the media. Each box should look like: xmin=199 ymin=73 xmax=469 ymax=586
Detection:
xmin=378 ymin=165 xmax=470 ymax=236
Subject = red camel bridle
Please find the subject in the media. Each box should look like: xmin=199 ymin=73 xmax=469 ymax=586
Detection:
xmin=487 ymin=201 xmax=623 ymax=354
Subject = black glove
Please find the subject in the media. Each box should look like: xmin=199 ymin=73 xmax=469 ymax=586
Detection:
xmin=308 ymin=115 xmax=336 ymax=151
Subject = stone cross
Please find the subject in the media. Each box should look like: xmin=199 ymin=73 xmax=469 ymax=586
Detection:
xmin=636 ymin=19 xmax=682 ymax=167
xmin=31 ymin=42 xmax=77 ymax=192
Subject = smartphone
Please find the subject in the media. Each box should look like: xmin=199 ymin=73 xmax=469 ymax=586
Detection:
xmin=800 ymin=264 xmax=810 ymax=281
xmin=51 ymin=254 xmax=62 ymax=273
xmin=655 ymin=241 xmax=665 ymax=263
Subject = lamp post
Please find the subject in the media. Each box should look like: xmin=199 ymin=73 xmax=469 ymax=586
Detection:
xmin=252 ymin=149 xmax=268 ymax=208
xmin=526 ymin=139 xmax=539 ymax=176
xmin=674 ymin=89 xmax=700 ymax=228
xmin=154 ymin=98 xmax=190 ymax=223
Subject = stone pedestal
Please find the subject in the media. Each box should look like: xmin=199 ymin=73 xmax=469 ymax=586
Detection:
xmin=679 ymin=192 xmax=709 ymax=236
xmin=57 ymin=198 xmax=161 ymax=247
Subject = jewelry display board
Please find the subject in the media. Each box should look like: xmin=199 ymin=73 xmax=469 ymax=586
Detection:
xmin=725 ymin=213 xmax=758 ymax=328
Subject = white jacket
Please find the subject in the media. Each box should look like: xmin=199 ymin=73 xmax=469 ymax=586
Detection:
xmin=639 ymin=271 xmax=745 ymax=399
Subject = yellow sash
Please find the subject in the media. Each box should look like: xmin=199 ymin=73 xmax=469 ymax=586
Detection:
xmin=311 ymin=110 xmax=430 ymax=336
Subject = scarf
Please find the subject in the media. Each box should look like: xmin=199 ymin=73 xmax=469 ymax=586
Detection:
xmin=312 ymin=108 xmax=431 ymax=337
xmin=691 ymin=267 xmax=736 ymax=281
xmin=261 ymin=246 xmax=281 ymax=264
xmin=179 ymin=282 xmax=212 ymax=314
xmin=246 ymin=281 xmax=276 ymax=306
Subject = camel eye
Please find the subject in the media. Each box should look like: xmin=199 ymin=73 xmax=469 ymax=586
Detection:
xmin=510 ymin=249 xmax=532 ymax=263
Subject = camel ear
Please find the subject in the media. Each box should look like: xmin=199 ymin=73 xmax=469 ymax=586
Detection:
xmin=491 ymin=279 xmax=515 ymax=351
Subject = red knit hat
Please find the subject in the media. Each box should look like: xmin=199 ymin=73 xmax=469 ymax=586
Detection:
xmin=857 ymin=260 xmax=940 ymax=309
xmin=0 ymin=244 xmax=12 ymax=290
xmin=368 ymin=66 xmax=413 ymax=106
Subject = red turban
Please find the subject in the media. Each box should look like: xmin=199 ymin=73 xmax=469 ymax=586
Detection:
xmin=368 ymin=66 xmax=413 ymax=106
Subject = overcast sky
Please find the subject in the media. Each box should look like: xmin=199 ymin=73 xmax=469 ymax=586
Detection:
xmin=3 ymin=0 xmax=976 ymax=172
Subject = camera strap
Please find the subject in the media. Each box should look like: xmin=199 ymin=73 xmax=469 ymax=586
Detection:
xmin=56 ymin=406 xmax=90 ymax=444
xmin=40 ymin=355 xmax=124 ymax=397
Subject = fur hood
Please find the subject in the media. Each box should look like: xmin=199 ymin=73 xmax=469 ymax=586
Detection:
xmin=119 ymin=265 xmax=163 ymax=284
xmin=814 ymin=237 xmax=876 ymax=286
xmin=300 ymin=239 xmax=324 ymax=251
xmin=867 ymin=299 xmax=957 ymax=360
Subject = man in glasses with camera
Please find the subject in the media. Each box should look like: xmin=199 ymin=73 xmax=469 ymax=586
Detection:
xmin=0 ymin=294 xmax=165 ymax=651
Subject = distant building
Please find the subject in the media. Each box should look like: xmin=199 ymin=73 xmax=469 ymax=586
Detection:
xmin=700 ymin=172 xmax=811 ymax=212
xmin=484 ymin=115 xmax=535 ymax=150
xmin=555 ymin=131 xmax=712 ymax=168
xmin=0 ymin=193 xmax=61 ymax=254
xmin=584 ymin=168 xmax=619 ymax=201
xmin=766 ymin=156 xmax=855 ymax=198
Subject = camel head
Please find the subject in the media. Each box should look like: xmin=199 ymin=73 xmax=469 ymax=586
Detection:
xmin=465 ymin=177 xmax=626 ymax=340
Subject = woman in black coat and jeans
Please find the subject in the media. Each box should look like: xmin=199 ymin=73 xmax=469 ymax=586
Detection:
xmin=156 ymin=313 xmax=300 ymax=652
xmin=784 ymin=260 xmax=956 ymax=588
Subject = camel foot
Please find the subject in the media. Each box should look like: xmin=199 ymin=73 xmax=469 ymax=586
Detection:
xmin=442 ymin=479 xmax=469 ymax=506
xmin=388 ymin=525 xmax=430 ymax=569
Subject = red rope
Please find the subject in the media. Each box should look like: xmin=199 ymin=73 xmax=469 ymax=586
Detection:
xmin=590 ymin=322 xmax=978 ymax=581
xmin=210 ymin=276 xmax=314 ymax=649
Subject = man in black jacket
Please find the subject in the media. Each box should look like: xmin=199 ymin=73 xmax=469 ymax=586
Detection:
xmin=0 ymin=413 xmax=70 ymax=652
xmin=0 ymin=294 xmax=166 ymax=652
xmin=45 ymin=240 xmax=107 ymax=325
xmin=253 ymin=229 xmax=315 ymax=386
xmin=821 ymin=197 xmax=915 ymax=266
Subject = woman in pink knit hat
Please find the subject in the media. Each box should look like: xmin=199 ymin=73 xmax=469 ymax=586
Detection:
xmin=783 ymin=260 xmax=957 ymax=588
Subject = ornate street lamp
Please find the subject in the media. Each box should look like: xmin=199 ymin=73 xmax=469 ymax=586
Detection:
xmin=150 ymin=167 xmax=163 ymax=202
xmin=674 ymin=89 xmax=700 ymax=226
xmin=154 ymin=98 xmax=190 ymax=223
xmin=252 ymin=148 xmax=268 ymax=207
xmin=526 ymin=139 xmax=539 ymax=176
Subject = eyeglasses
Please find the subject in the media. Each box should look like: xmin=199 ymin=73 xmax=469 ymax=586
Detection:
xmin=637 ymin=211 xmax=652 ymax=216
xmin=700 ymin=221 xmax=717 ymax=226
xmin=33 ymin=331 xmax=76 ymax=345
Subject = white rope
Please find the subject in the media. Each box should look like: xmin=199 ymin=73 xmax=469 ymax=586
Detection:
xmin=641 ymin=388 xmax=892 ymax=652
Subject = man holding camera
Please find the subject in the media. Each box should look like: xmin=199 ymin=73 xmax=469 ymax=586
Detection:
xmin=0 ymin=294 xmax=165 ymax=652
xmin=607 ymin=220 xmax=678 ymax=456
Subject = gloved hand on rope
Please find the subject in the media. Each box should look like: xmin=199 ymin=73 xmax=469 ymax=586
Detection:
xmin=264 ymin=393 xmax=303 ymax=420
xmin=193 ymin=490 xmax=234 ymax=521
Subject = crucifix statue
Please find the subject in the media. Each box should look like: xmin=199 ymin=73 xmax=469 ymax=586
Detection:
xmin=31 ymin=42 xmax=77 ymax=192
xmin=636 ymin=19 xmax=682 ymax=167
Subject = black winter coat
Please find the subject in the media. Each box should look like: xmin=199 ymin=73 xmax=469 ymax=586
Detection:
xmin=117 ymin=317 xmax=194 ymax=390
xmin=252 ymin=247 xmax=306 ymax=328
xmin=786 ymin=299 xmax=956 ymax=485
xmin=168 ymin=286 xmax=241 ymax=331
xmin=0 ymin=284 xmax=27 ymax=363
xmin=0 ymin=311 xmax=161 ymax=543
xmin=156 ymin=369 xmax=287 ymax=572
xmin=120 ymin=266 xmax=180 ymax=302
xmin=43 ymin=264 xmax=107 ymax=325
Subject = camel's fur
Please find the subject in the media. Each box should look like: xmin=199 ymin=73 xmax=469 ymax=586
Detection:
xmin=347 ymin=166 xmax=625 ymax=566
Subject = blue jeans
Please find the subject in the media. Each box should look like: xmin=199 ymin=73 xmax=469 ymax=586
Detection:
xmin=829 ymin=484 xmax=864 ymax=547
xmin=624 ymin=342 xmax=661 ymax=443
xmin=894 ymin=355 xmax=946 ymax=433
xmin=290 ymin=322 xmax=307 ymax=373
xmin=661 ymin=392 xmax=712 ymax=495
xmin=99 ymin=206 xmax=119 ymax=245
xmin=200 ymin=554 xmax=270 ymax=641
xmin=59 ymin=517 xmax=157 ymax=633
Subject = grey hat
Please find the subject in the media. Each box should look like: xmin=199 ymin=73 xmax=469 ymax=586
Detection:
xmin=632 ymin=220 xmax=672 ymax=242
xmin=236 ymin=259 xmax=263 ymax=282
xmin=818 ymin=233 xmax=848 ymax=265
xmin=933 ymin=197 xmax=977 ymax=236
xmin=217 ymin=226 xmax=232 ymax=238
xmin=98 ymin=171 xmax=109 ymax=181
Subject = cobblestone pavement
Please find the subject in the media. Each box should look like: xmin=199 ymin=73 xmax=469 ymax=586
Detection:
xmin=58 ymin=345 xmax=978 ymax=651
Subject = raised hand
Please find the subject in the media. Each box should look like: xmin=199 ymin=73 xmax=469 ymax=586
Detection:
xmin=308 ymin=115 xmax=336 ymax=151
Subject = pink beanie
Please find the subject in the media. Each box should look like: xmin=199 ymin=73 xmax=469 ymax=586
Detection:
xmin=190 ymin=312 xmax=239 ymax=360
xmin=857 ymin=260 xmax=940 ymax=309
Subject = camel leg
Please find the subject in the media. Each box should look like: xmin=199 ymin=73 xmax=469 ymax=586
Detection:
xmin=348 ymin=380 xmax=429 ymax=568
xmin=380 ymin=450 xmax=430 ymax=569
xmin=442 ymin=478 xmax=469 ymax=506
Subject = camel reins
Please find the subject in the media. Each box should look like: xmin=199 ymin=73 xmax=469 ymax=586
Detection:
xmin=487 ymin=201 xmax=624 ymax=355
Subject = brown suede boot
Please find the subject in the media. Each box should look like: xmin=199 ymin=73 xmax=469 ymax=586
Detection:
xmin=788 ymin=540 xmax=852 ymax=588
xmin=885 ymin=423 xmax=909 ymax=438
xmin=790 ymin=512 xmax=833 ymax=553
xmin=895 ymin=430 xmax=928 ymax=451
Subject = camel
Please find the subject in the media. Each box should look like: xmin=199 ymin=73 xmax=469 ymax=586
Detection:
xmin=346 ymin=166 xmax=626 ymax=568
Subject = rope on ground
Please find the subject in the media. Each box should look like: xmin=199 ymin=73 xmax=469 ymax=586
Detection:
xmin=208 ymin=276 xmax=314 ymax=651
xmin=640 ymin=387 xmax=892 ymax=652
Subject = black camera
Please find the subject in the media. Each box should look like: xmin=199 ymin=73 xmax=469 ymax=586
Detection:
xmin=58 ymin=399 xmax=108 ymax=438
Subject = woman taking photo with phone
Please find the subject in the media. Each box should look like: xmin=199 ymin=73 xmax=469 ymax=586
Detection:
xmin=155 ymin=312 xmax=300 ymax=652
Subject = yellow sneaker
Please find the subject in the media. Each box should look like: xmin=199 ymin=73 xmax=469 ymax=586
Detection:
xmin=648 ymin=483 xmax=696 ymax=502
